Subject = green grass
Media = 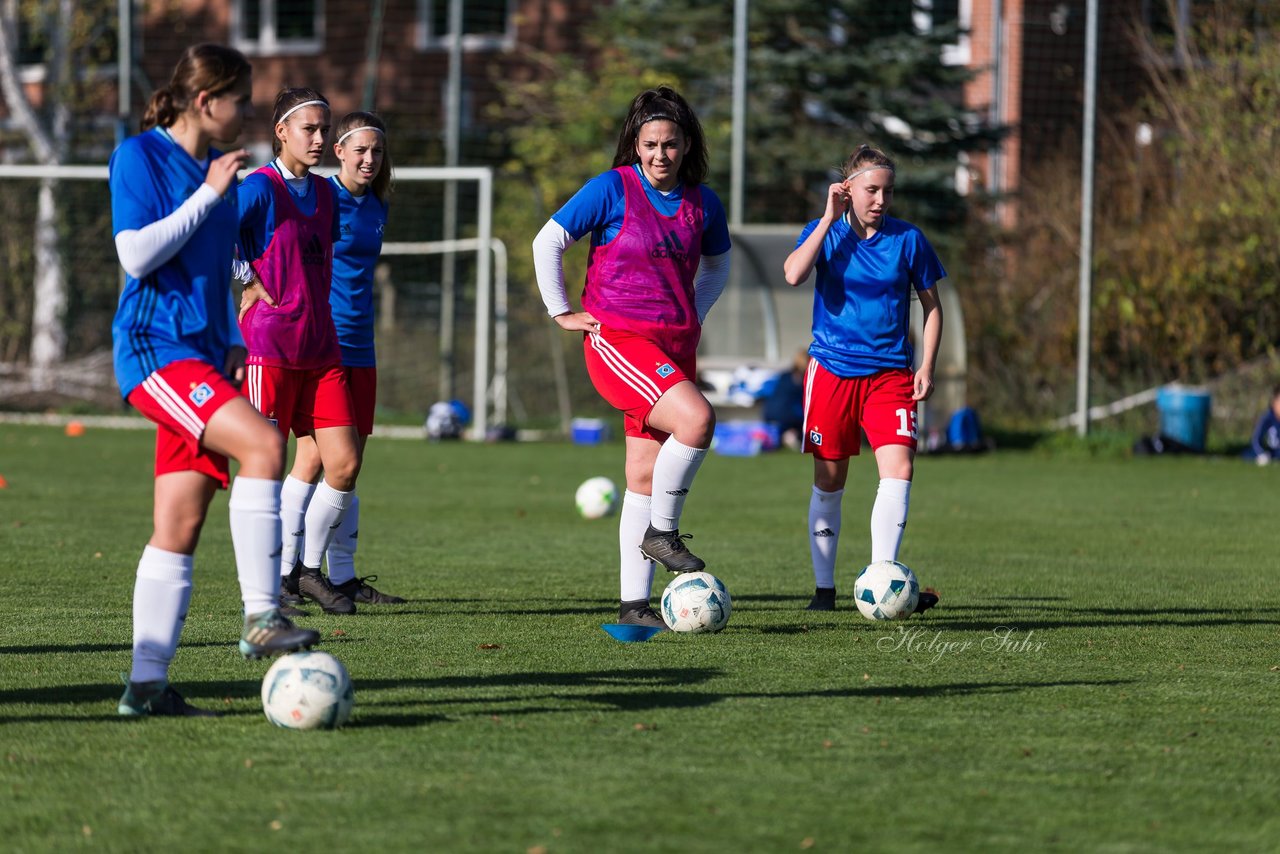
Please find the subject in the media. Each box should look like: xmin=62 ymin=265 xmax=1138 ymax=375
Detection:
xmin=2 ymin=424 xmax=1279 ymax=852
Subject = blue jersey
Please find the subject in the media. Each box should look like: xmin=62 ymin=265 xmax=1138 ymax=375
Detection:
xmin=110 ymin=128 xmax=242 ymax=398
xmin=1250 ymin=408 xmax=1280 ymax=456
xmin=552 ymin=164 xmax=732 ymax=256
xmin=237 ymin=165 xmax=341 ymax=276
xmin=328 ymin=178 xmax=387 ymax=367
xmin=797 ymin=214 xmax=945 ymax=378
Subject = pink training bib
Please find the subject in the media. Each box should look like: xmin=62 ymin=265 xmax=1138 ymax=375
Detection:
xmin=239 ymin=167 xmax=340 ymax=369
xmin=582 ymin=166 xmax=704 ymax=360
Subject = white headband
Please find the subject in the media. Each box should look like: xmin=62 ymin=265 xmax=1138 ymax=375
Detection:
xmin=846 ymin=165 xmax=894 ymax=181
xmin=337 ymin=125 xmax=385 ymax=146
xmin=277 ymin=99 xmax=329 ymax=125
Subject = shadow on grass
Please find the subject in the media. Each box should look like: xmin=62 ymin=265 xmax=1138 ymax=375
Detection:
xmin=0 ymin=669 xmax=1137 ymax=727
xmin=349 ymin=676 xmax=1139 ymax=723
xmin=0 ymin=640 xmax=232 ymax=656
xmin=920 ymin=604 xmax=1280 ymax=632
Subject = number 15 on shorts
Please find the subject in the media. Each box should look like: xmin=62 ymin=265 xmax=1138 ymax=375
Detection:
xmin=895 ymin=407 xmax=918 ymax=439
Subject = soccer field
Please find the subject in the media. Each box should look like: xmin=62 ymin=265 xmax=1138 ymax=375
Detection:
xmin=2 ymin=424 xmax=1278 ymax=851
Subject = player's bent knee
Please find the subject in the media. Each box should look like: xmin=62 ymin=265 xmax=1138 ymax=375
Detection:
xmin=241 ymin=430 xmax=286 ymax=480
xmin=324 ymin=457 xmax=361 ymax=491
xmin=153 ymin=512 xmax=207 ymax=554
xmin=675 ymin=404 xmax=716 ymax=448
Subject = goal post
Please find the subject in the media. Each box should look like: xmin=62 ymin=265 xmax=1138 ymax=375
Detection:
xmin=0 ymin=162 xmax=501 ymax=440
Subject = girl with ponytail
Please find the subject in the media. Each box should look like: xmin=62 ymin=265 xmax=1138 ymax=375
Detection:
xmin=782 ymin=143 xmax=946 ymax=615
xmin=110 ymin=44 xmax=319 ymax=717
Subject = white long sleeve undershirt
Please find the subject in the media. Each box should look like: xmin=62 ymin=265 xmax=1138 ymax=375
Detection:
xmin=692 ymin=251 xmax=730 ymax=323
xmin=531 ymin=219 xmax=732 ymax=323
xmin=113 ymin=183 xmax=221 ymax=279
xmin=532 ymin=220 xmax=576 ymax=317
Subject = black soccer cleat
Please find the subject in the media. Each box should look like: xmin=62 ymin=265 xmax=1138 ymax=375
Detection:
xmin=914 ymin=588 xmax=940 ymax=614
xmin=280 ymin=566 xmax=306 ymax=607
xmin=118 ymin=680 xmax=219 ymax=718
xmin=296 ymin=563 xmax=356 ymax=615
xmin=333 ymin=575 xmax=406 ymax=605
xmin=806 ymin=587 xmax=837 ymax=611
xmin=277 ymin=595 xmax=309 ymax=618
xmin=639 ymin=524 xmax=706 ymax=574
xmin=239 ymin=609 xmax=321 ymax=659
xmin=618 ymin=600 xmax=668 ymax=631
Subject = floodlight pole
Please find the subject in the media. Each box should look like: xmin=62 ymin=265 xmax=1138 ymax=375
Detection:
xmin=729 ymin=0 xmax=747 ymax=228
xmin=116 ymin=0 xmax=131 ymax=145
xmin=440 ymin=0 xmax=463 ymax=402
xmin=360 ymin=0 xmax=385 ymax=110
xmin=1075 ymin=0 xmax=1098 ymax=437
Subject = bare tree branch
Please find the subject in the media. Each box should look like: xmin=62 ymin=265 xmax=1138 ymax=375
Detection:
xmin=0 ymin=0 xmax=57 ymax=164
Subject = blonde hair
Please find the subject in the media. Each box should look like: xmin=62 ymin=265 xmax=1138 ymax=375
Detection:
xmin=841 ymin=144 xmax=895 ymax=181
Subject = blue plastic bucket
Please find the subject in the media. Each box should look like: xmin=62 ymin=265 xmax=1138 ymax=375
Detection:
xmin=1156 ymin=385 xmax=1211 ymax=451
xmin=570 ymin=417 xmax=609 ymax=445
xmin=712 ymin=421 xmax=781 ymax=456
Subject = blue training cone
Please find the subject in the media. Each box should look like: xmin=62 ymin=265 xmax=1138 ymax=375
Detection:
xmin=600 ymin=623 xmax=664 ymax=643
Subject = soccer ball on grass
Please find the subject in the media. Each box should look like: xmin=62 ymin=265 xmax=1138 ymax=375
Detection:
xmin=853 ymin=560 xmax=920 ymax=621
xmin=575 ymin=476 xmax=618 ymax=520
xmin=661 ymin=571 xmax=732 ymax=633
xmin=261 ymin=651 xmax=355 ymax=730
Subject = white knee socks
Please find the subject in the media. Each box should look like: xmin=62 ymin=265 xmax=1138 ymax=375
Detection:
xmin=808 ymin=486 xmax=843 ymax=589
xmin=619 ymin=490 xmax=656 ymax=602
xmin=278 ymin=475 xmax=315 ymax=575
xmin=870 ymin=477 xmax=911 ymax=563
xmin=228 ymin=476 xmax=282 ymax=616
xmin=302 ymin=480 xmax=354 ymax=569
xmin=649 ymin=437 xmax=707 ymax=532
xmin=326 ymin=494 xmax=360 ymax=586
xmin=129 ymin=546 xmax=194 ymax=684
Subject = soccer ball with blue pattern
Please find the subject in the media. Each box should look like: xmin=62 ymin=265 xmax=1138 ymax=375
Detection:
xmin=661 ymin=571 xmax=732 ymax=633
xmin=261 ymin=651 xmax=355 ymax=730
xmin=854 ymin=560 xmax=920 ymax=621
xmin=575 ymin=476 xmax=618 ymax=520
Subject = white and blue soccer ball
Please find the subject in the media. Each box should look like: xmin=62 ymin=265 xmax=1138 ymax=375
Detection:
xmin=575 ymin=476 xmax=619 ymax=520
xmin=661 ymin=571 xmax=732 ymax=633
xmin=261 ymin=651 xmax=355 ymax=730
xmin=854 ymin=560 xmax=920 ymax=621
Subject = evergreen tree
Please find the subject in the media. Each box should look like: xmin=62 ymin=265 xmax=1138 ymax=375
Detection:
xmin=594 ymin=0 xmax=1000 ymax=230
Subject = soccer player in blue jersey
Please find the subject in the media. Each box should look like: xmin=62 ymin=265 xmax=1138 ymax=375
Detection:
xmin=1246 ymin=385 xmax=1280 ymax=465
xmin=783 ymin=144 xmax=945 ymax=614
xmin=278 ymin=111 xmax=405 ymax=606
xmin=533 ymin=87 xmax=732 ymax=628
xmin=110 ymin=44 xmax=319 ymax=717
xmin=234 ymin=89 xmax=364 ymax=617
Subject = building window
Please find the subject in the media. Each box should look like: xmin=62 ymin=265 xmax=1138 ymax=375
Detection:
xmin=914 ymin=0 xmax=971 ymax=67
xmin=233 ymin=0 xmax=324 ymax=56
xmin=416 ymin=0 xmax=515 ymax=51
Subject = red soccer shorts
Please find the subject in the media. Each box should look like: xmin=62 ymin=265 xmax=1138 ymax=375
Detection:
xmin=243 ymin=363 xmax=355 ymax=438
xmin=583 ymin=325 xmax=695 ymax=441
xmin=801 ymin=360 xmax=917 ymax=459
xmin=126 ymin=359 xmax=239 ymax=487
xmin=343 ymin=366 xmax=377 ymax=437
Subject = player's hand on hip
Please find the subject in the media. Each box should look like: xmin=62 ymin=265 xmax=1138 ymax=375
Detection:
xmin=205 ymin=149 xmax=250 ymax=197
xmin=912 ymin=368 xmax=935 ymax=401
xmin=238 ymin=278 xmax=276 ymax=322
xmin=555 ymin=311 xmax=601 ymax=333
xmin=224 ymin=345 xmax=247 ymax=386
